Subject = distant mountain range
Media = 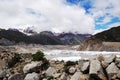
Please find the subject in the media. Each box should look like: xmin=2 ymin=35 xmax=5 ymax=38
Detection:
xmin=0 ymin=28 xmax=91 ymax=45
xmin=78 ymin=26 xmax=120 ymax=51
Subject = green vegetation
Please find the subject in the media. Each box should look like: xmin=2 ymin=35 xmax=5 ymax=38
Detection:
xmin=64 ymin=61 xmax=78 ymax=74
xmin=64 ymin=61 xmax=77 ymax=67
xmin=32 ymin=51 xmax=45 ymax=61
xmin=47 ymin=76 xmax=54 ymax=80
xmin=32 ymin=51 xmax=50 ymax=70
xmin=8 ymin=53 xmax=21 ymax=68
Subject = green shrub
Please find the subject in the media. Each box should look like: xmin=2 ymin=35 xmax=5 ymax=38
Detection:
xmin=8 ymin=53 xmax=21 ymax=68
xmin=64 ymin=61 xmax=77 ymax=67
xmin=32 ymin=51 xmax=50 ymax=70
xmin=41 ymin=58 xmax=50 ymax=70
xmin=32 ymin=51 xmax=45 ymax=61
xmin=64 ymin=61 xmax=77 ymax=74
xmin=47 ymin=76 xmax=54 ymax=80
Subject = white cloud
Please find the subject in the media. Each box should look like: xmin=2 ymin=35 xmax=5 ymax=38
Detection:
xmin=89 ymin=0 xmax=120 ymax=20
xmin=0 ymin=0 xmax=95 ymax=34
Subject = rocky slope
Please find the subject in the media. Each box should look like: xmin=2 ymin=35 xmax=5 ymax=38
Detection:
xmin=78 ymin=26 xmax=120 ymax=51
xmin=0 ymin=49 xmax=120 ymax=80
xmin=58 ymin=33 xmax=91 ymax=45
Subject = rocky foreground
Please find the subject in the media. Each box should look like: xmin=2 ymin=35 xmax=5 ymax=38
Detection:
xmin=0 ymin=49 xmax=120 ymax=80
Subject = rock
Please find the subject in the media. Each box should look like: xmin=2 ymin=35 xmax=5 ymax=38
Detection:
xmin=117 ymin=71 xmax=120 ymax=78
xmin=101 ymin=61 xmax=109 ymax=68
xmin=117 ymin=62 xmax=120 ymax=68
xmin=97 ymin=54 xmax=104 ymax=62
xmin=89 ymin=60 xmax=102 ymax=74
xmin=98 ymin=72 xmax=107 ymax=80
xmin=79 ymin=74 xmax=89 ymax=80
xmin=23 ymin=61 xmax=42 ymax=73
xmin=89 ymin=60 xmax=106 ymax=80
xmin=70 ymin=71 xmax=82 ymax=80
xmin=115 ymin=58 xmax=120 ymax=63
xmin=60 ymin=72 xmax=67 ymax=80
xmin=53 ymin=73 xmax=61 ymax=78
xmin=104 ymin=55 xmax=116 ymax=64
xmin=0 ymin=60 xmax=6 ymax=69
xmin=81 ymin=62 xmax=89 ymax=74
xmin=78 ymin=60 xmax=85 ymax=68
xmin=24 ymin=73 xmax=39 ymax=80
xmin=0 ymin=69 xmax=6 ymax=78
xmin=8 ymin=73 xmax=26 ymax=80
xmin=69 ymin=67 xmax=76 ymax=74
xmin=45 ymin=67 xmax=56 ymax=76
xmin=106 ymin=62 xmax=119 ymax=74
xmin=106 ymin=62 xmax=119 ymax=80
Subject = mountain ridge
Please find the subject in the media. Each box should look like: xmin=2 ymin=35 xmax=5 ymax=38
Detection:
xmin=0 ymin=28 xmax=91 ymax=45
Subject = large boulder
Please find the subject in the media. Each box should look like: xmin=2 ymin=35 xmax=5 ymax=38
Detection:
xmin=106 ymin=62 xmax=119 ymax=80
xmin=89 ymin=60 xmax=102 ymax=74
xmin=70 ymin=71 xmax=82 ymax=80
xmin=106 ymin=63 xmax=119 ymax=74
xmin=89 ymin=60 xmax=105 ymax=80
xmin=24 ymin=73 xmax=39 ymax=80
xmin=45 ymin=67 xmax=56 ymax=76
xmin=81 ymin=62 xmax=89 ymax=74
xmin=23 ymin=61 xmax=42 ymax=73
xmin=8 ymin=73 xmax=26 ymax=80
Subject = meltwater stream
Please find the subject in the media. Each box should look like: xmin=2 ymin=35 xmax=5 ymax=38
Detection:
xmin=44 ymin=50 xmax=120 ymax=61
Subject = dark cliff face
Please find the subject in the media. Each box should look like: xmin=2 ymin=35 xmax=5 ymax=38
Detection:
xmin=78 ymin=26 xmax=120 ymax=51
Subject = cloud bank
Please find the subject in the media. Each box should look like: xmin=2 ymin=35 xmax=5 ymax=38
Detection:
xmin=0 ymin=0 xmax=120 ymax=34
xmin=0 ymin=0 xmax=94 ymax=34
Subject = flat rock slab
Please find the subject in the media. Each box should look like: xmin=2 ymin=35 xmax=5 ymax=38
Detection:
xmin=89 ymin=60 xmax=101 ymax=74
xmin=104 ymin=55 xmax=116 ymax=64
xmin=106 ymin=62 xmax=119 ymax=74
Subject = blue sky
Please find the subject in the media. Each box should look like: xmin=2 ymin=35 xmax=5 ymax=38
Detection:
xmin=67 ymin=0 xmax=120 ymax=30
xmin=0 ymin=0 xmax=120 ymax=34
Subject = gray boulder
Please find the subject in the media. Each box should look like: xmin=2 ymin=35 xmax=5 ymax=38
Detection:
xmin=69 ymin=67 xmax=76 ymax=74
xmin=81 ymin=62 xmax=89 ymax=73
xmin=60 ymin=72 xmax=67 ymax=80
xmin=23 ymin=61 xmax=42 ymax=73
xmin=0 ymin=69 xmax=6 ymax=79
xmin=104 ymin=55 xmax=116 ymax=64
xmin=24 ymin=73 xmax=39 ymax=80
xmin=70 ymin=71 xmax=82 ymax=80
xmin=89 ymin=60 xmax=102 ymax=74
xmin=8 ymin=73 xmax=26 ymax=80
xmin=45 ymin=67 xmax=56 ymax=76
xmin=106 ymin=62 xmax=119 ymax=74
xmin=106 ymin=62 xmax=119 ymax=80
